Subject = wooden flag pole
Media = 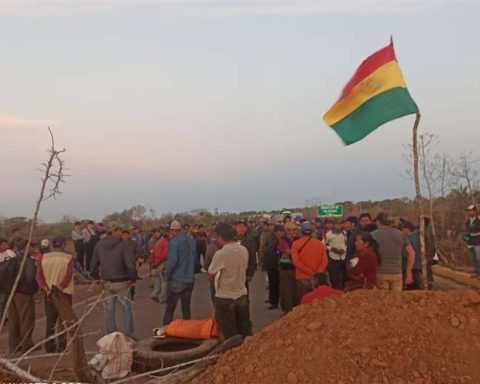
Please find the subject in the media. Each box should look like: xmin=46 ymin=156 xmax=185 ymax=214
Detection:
xmin=412 ymin=112 xmax=428 ymax=289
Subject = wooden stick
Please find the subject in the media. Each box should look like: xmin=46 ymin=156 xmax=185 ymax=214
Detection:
xmin=0 ymin=357 xmax=43 ymax=383
xmin=412 ymin=113 xmax=428 ymax=289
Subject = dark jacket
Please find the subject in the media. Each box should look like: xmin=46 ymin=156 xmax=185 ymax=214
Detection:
xmin=407 ymin=232 xmax=422 ymax=270
xmin=263 ymin=236 xmax=279 ymax=270
xmin=165 ymin=232 xmax=197 ymax=284
xmin=15 ymin=255 xmax=39 ymax=295
xmin=466 ymin=217 xmax=480 ymax=247
xmin=90 ymin=236 xmax=137 ymax=282
xmin=239 ymin=233 xmax=257 ymax=279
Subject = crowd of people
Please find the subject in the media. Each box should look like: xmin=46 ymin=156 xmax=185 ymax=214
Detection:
xmin=0 ymin=204 xmax=479 ymax=355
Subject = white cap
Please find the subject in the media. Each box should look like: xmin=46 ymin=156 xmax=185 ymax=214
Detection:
xmin=169 ymin=220 xmax=182 ymax=230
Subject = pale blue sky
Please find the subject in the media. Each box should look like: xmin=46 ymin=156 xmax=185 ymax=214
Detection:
xmin=0 ymin=1 xmax=479 ymax=221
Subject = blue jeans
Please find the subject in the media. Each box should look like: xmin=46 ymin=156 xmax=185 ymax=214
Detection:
xmin=470 ymin=246 xmax=480 ymax=275
xmin=162 ymin=279 xmax=194 ymax=325
xmin=103 ymin=281 xmax=134 ymax=337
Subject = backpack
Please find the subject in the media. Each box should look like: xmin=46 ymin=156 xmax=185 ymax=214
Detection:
xmin=0 ymin=257 xmax=19 ymax=293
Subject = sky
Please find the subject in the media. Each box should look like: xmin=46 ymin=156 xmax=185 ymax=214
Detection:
xmin=0 ymin=0 xmax=479 ymax=222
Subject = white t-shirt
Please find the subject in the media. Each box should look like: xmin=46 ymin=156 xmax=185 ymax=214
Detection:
xmin=208 ymin=243 xmax=248 ymax=300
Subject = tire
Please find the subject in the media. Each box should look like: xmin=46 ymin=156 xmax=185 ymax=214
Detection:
xmin=132 ymin=337 xmax=220 ymax=373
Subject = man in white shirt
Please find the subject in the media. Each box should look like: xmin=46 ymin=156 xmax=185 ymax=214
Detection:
xmin=324 ymin=220 xmax=348 ymax=290
xmin=208 ymin=223 xmax=252 ymax=340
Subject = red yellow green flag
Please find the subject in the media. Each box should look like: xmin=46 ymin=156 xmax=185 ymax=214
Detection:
xmin=323 ymin=40 xmax=419 ymax=145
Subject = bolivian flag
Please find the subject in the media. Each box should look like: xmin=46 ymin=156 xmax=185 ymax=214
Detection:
xmin=324 ymin=40 xmax=419 ymax=145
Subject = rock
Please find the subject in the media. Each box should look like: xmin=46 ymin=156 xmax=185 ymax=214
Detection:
xmin=450 ymin=316 xmax=461 ymax=328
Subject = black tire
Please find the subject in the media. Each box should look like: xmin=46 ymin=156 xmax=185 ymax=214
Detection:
xmin=132 ymin=337 xmax=220 ymax=373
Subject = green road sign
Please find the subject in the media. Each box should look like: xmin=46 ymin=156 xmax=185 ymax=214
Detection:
xmin=317 ymin=204 xmax=344 ymax=218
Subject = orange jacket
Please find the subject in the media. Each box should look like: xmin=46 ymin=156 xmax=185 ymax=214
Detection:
xmin=291 ymin=236 xmax=328 ymax=280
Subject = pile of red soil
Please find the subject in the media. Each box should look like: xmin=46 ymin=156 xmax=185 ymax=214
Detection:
xmin=194 ymin=290 xmax=480 ymax=384
xmin=0 ymin=369 xmax=23 ymax=383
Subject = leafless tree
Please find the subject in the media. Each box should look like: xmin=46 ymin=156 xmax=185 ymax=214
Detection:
xmin=0 ymin=127 xmax=67 ymax=334
xmin=451 ymin=151 xmax=479 ymax=205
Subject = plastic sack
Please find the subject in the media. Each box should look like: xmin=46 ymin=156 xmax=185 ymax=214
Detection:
xmin=88 ymin=332 xmax=134 ymax=379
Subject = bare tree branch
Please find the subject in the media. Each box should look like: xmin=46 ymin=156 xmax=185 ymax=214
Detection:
xmin=0 ymin=127 xmax=67 ymax=336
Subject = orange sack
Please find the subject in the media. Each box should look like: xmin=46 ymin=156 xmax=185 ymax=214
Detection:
xmin=165 ymin=319 xmax=219 ymax=340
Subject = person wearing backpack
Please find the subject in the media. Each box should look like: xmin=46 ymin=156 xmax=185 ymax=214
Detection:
xmin=291 ymin=222 xmax=328 ymax=305
xmin=8 ymin=240 xmax=39 ymax=355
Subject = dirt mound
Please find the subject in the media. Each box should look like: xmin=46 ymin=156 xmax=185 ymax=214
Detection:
xmin=194 ymin=290 xmax=480 ymax=384
xmin=0 ymin=369 xmax=22 ymax=383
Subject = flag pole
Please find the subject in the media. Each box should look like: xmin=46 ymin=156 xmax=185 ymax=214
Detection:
xmin=412 ymin=112 xmax=427 ymax=289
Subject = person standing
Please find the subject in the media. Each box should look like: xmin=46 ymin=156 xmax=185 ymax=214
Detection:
xmin=235 ymin=220 xmax=257 ymax=282
xmin=82 ymin=221 xmax=98 ymax=271
xmin=36 ymin=236 xmax=75 ymax=353
xmin=195 ymin=225 xmax=208 ymax=272
xmin=8 ymin=240 xmax=38 ymax=355
xmin=71 ymin=222 xmax=85 ymax=270
xmin=0 ymin=239 xmax=16 ymax=328
xmin=162 ymin=221 xmax=197 ymax=325
xmin=150 ymin=230 xmax=169 ymax=302
xmin=90 ymin=224 xmax=137 ymax=337
xmin=204 ymin=232 xmax=220 ymax=304
xmin=400 ymin=221 xmax=423 ymax=290
xmin=372 ymin=213 xmax=415 ymax=291
xmin=9 ymin=228 xmax=24 ymax=251
xmin=291 ymin=222 xmax=328 ymax=305
xmin=346 ymin=213 xmax=376 ymax=262
xmin=263 ymin=226 xmax=283 ymax=310
xmin=258 ymin=221 xmax=275 ymax=271
xmin=465 ymin=205 xmax=480 ymax=279
xmin=208 ymin=223 xmax=252 ymax=340
xmin=324 ymin=220 xmax=348 ymax=290
xmin=278 ymin=222 xmax=298 ymax=313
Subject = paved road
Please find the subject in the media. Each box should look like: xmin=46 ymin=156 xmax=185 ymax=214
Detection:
xmin=0 ymin=265 xmax=280 ymax=355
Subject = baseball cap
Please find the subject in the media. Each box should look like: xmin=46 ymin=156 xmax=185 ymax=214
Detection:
xmin=466 ymin=205 xmax=477 ymax=211
xmin=40 ymin=239 xmax=50 ymax=248
xmin=106 ymin=222 xmax=122 ymax=233
xmin=300 ymin=222 xmax=313 ymax=234
xmin=52 ymin=236 xmax=66 ymax=247
xmin=169 ymin=220 xmax=182 ymax=230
